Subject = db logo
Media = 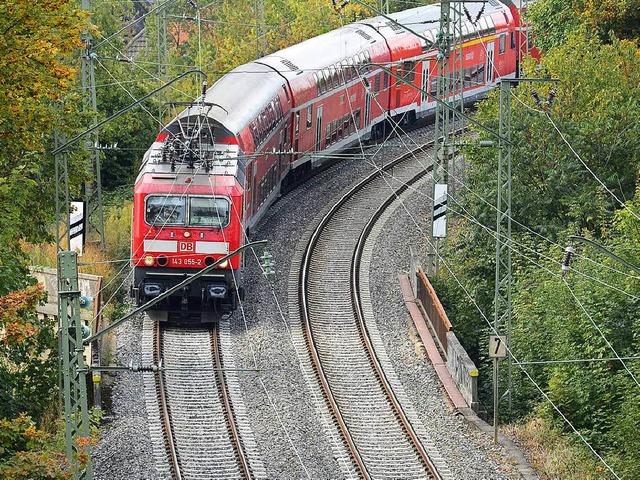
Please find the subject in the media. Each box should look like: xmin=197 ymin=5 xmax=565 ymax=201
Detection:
xmin=178 ymin=242 xmax=194 ymax=252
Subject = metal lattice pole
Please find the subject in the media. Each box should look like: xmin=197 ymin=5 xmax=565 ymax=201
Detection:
xmin=430 ymin=1 xmax=465 ymax=273
xmin=55 ymin=132 xmax=71 ymax=253
xmin=493 ymin=80 xmax=513 ymax=433
xmin=255 ymin=0 xmax=267 ymax=57
xmin=58 ymin=252 xmax=93 ymax=479
xmin=157 ymin=2 xmax=168 ymax=123
xmin=81 ymin=0 xmax=105 ymax=248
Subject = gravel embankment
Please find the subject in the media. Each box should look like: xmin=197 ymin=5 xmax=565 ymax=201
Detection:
xmin=93 ymin=125 xmax=531 ymax=479
xmin=93 ymin=314 xmax=160 ymax=479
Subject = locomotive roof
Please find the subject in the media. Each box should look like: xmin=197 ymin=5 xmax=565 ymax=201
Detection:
xmin=169 ymin=1 xmax=512 ymax=136
xmin=197 ymin=62 xmax=284 ymax=134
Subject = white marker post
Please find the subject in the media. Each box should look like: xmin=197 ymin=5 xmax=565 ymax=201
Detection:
xmin=70 ymin=200 xmax=86 ymax=256
xmin=489 ymin=334 xmax=507 ymax=444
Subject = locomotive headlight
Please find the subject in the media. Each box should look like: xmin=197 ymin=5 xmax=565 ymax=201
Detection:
xmin=218 ymin=259 xmax=229 ymax=268
xmin=183 ymin=231 xmax=191 ymax=238
xmin=143 ymin=255 xmax=155 ymax=266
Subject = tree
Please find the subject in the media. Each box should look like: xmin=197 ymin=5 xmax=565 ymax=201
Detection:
xmin=0 ymin=285 xmax=58 ymax=425
xmin=0 ymin=0 xmax=88 ymax=293
xmin=436 ymin=17 xmax=640 ymax=476
xmin=529 ymin=0 xmax=640 ymax=50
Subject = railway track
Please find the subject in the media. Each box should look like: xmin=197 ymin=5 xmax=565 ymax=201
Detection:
xmin=296 ymin=141 xmax=453 ymax=479
xmin=143 ymin=316 xmax=265 ymax=479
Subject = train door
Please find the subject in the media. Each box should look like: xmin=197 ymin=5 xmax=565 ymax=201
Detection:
xmin=421 ymin=61 xmax=430 ymax=104
xmin=364 ymin=91 xmax=371 ymax=127
xmin=252 ymin=161 xmax=258 ymax=215
xmin=486 ymin=42 xmax=495 ymax=85
xmin=314 ymin=105 xmax=323 ymax=151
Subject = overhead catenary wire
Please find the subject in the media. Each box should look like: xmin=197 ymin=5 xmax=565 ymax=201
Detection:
xmin=347 ymin=49 xmax=640 ymax=395
xmin=349 ymin=127 xmax=622 ymax=478
xmin=87 ymin=2 xmax=632 ymax=476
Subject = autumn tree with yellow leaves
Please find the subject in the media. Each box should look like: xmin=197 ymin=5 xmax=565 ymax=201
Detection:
xmin=0 ymin=1 xmax=89 ymax=477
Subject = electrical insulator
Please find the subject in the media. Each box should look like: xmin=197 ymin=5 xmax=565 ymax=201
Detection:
xmin=562 ymin=245 xmax=574 ymax=277
xmin=547 ymin=90 xmax=556 ymax=106
xmin=260 ymin=250 xmax=276 ymax=281
xmin=531 ymin=89 xmax=542 ymax=107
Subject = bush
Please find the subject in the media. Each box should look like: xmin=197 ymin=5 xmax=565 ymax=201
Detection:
xmin=0 ymin=415 xmax=70 ymax=479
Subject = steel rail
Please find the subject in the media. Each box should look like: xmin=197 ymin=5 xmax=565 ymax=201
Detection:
xmin=155 ymin=322 xmax=182 ymax=480
xmin=299 ymin=138 xmax=440 ymax=478
xmin=351 ymin=159 xmax=442 ymax=479
xmin=210 ymin=326 xmax=253 ymax=479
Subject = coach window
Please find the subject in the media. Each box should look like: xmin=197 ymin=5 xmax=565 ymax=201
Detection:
xmin=402 ymin=61 xmax=410 ymax=81
xmin=306 ymin=105 xmax=313 ymax=129
xmin=146 ymin=195 xmax=185 ymax=226
xmin=319 ymin=71 xmax=327 ymax=93
xmin=325 ymin=68 xmax=333 ymax=90
xmin=189 ymin=197 xmax=230 ymax=227
xmin=499 ymin=34 xmax=506 ymax=54
xmin=295 ymin=112 xmax=300 ymax=135
xmin=510 ymin=31 xmax=516 ymax=49
xmin=343 ymin=60 xmax=350 ymax=82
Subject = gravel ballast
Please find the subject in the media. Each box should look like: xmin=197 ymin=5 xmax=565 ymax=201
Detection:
xmin=93 ymin=126 xmax=533 ymax=479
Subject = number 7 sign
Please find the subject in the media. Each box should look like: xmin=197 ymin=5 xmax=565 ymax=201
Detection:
xmin=489 ymin=335 xmax=507 ymax=358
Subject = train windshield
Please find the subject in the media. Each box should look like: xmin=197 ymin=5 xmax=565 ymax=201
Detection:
xmin=189 ymin=197 xmax=230 ymax=227
xmin=145 ymin=196 xmax=185 ymax=225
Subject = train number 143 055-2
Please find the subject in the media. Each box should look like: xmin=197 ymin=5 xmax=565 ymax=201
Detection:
xmin=170 ymin=257 xmax=202 ymax=266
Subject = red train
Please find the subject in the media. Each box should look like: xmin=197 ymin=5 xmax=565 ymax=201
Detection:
xmin=131 ymin=0 xmax=532 ymax=320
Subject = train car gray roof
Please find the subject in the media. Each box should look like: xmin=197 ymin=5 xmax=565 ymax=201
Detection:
xmin=255 ymin=23 xmax=385 ymax=81
xmin=170 ymin=1 xmax=511 ymax=137
xmin=361 ymin=0 xmax=509 ymax=37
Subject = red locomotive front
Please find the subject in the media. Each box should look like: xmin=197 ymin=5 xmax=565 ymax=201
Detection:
xmin=131 ymin=126 xmax=246 ymax=320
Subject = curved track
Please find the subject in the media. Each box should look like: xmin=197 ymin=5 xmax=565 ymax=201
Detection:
xmin=298 ymin=142 xmax=452 ymax=479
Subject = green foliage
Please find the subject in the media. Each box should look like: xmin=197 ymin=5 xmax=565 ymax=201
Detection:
xmin=0 ymin=415 xmax=70 ymax=479
xmin=0 ymin=0 xmax=87 ymax=247
xmin=0 ymin=286 xmax=59 ymax=425
xmin=530 ymin=0 xmax=640 ymax=50
xmin=528 ymin=0 xmax=583 ymax=50
xmin=433 ymin=6 xmax=640 ymax=475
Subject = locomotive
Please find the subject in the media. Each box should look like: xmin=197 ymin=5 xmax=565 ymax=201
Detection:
xmin=130 ymin=0 xmax=531 ymax=321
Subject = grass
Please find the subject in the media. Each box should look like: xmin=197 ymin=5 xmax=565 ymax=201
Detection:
xmin=506 ymin=416 xmax=610 ymax=480
xmin=23 ymin=201 xmax=133 ymax=309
